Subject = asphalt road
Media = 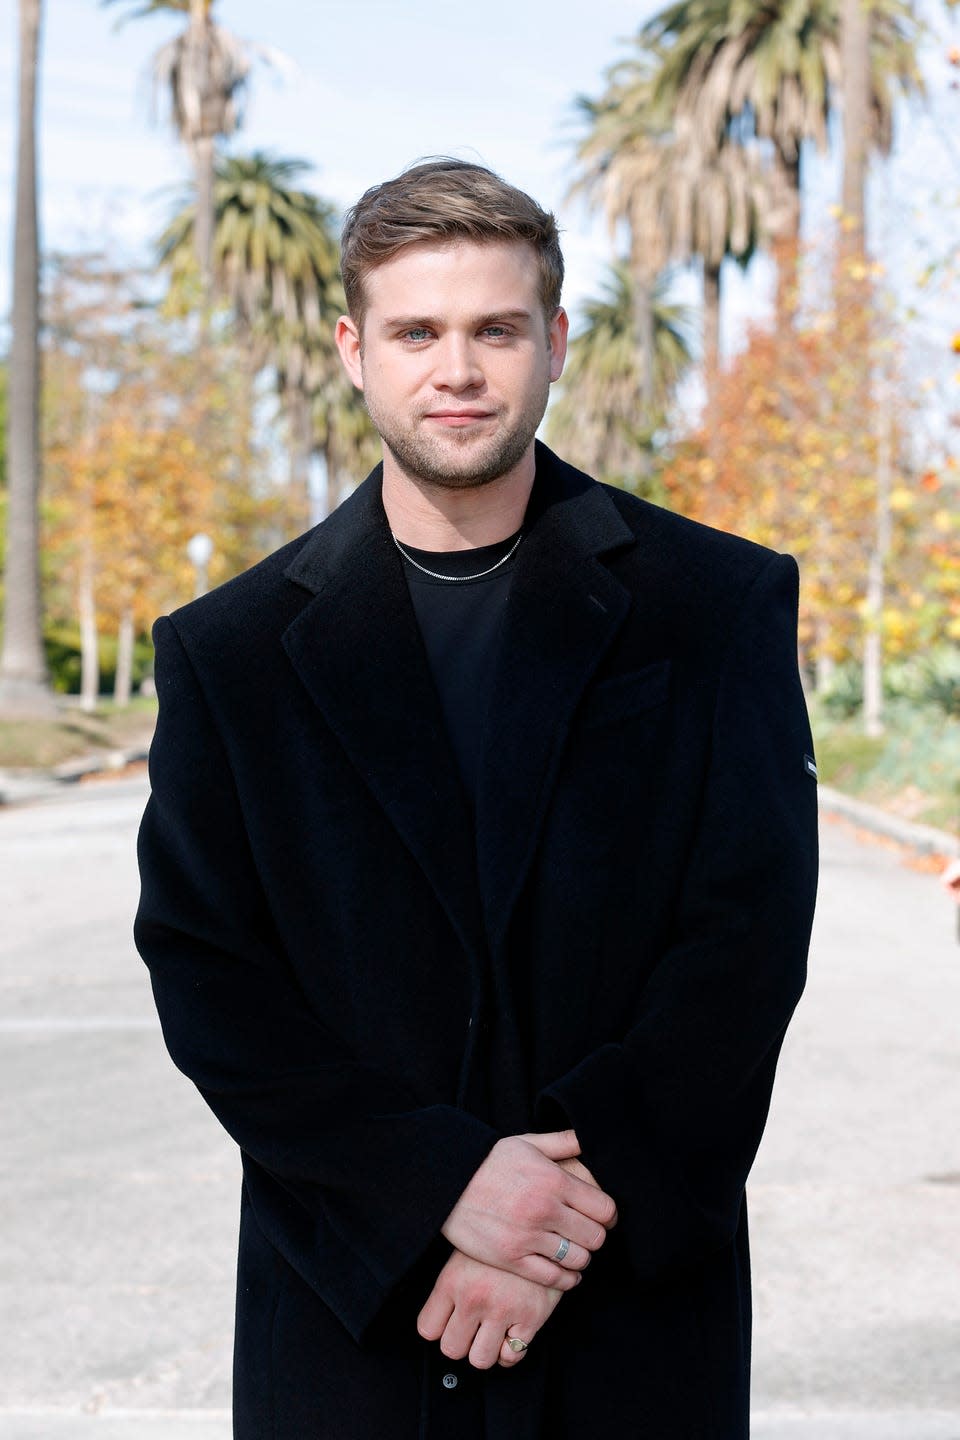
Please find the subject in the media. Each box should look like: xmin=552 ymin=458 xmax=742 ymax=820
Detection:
xmin=1 ymin=777 xmax=958 ymax=1439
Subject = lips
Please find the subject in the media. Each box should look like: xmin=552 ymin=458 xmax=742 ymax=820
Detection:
xmin=424 ymin=410 xmax=495 ymax=427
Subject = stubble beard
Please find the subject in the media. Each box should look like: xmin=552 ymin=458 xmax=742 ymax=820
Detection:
xmin=363 ymin=382 xmax=551 ymax=492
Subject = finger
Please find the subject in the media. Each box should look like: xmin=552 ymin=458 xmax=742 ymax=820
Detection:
xmin=516 ymin=1254 xmax=581 ymax=1290
xmin=557 ymin=1156 xmax=599 ymax=1187
xmin=498 ymin=1330 xmax=531 ymax=1367
xmin=556 ymin=1206 xmax=614 ymax=1253
xmin=439 ymin=1310 xmax=481 ymax=1362
xmin=521 ymin=1129 xmax=581 ymax=1161
xmin=469 ymin=1319 xmax=508 ymax=1371
xmin=417 ymin=1289 xmax=454 ymax=1342
xmin=561 ymin=1175 xmax=618 ymax=1229
xmin=542 ymin=1235 xmax=592 ymax=1272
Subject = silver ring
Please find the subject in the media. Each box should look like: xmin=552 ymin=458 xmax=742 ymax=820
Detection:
xmin=553 ymin=1237 xmax=570 ymax=1263
xmin=506 ymin=1336 xmax=529 ymax=1353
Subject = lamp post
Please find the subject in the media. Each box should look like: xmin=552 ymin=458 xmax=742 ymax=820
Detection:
xmin=187 ymin=532 xmax=214 ymax=600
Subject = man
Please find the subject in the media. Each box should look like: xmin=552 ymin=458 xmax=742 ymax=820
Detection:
xmin=135 ymin=159 xmax=819 ymax=1438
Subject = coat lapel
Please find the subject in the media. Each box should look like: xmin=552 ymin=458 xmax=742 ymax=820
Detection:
xmin=279 ymin=449 xmax=637 ymax=966
xmin=476 ymin=445 xmax=636 ymax=955
xmin=280 ymin=469 xmax=484 ymax=961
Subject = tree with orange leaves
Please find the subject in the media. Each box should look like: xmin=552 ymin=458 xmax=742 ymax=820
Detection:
xmin=658 ymin=242 xmax=955 ymax=701
xmin=42 ymin=253 xmax=293 ymax=704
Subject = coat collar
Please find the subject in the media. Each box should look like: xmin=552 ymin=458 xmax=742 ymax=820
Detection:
xmin=281 ymin=442 xmax=636 ymax=958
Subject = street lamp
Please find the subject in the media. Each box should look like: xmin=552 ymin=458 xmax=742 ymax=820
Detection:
xmin=187 ymin=532 xmax=214 ymax=599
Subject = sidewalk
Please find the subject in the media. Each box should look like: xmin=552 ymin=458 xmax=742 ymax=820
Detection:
xmin=2 ymin=1409 xmax=959 ymax=1438
xmin=0 ymin=1414 xmax=229 ymax=1440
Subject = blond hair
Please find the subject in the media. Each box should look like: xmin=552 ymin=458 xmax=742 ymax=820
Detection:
xmin=340 ymin=158 xmax=564 ymax=329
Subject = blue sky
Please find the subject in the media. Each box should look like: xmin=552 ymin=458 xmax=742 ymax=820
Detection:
xmin=3 ymin=0 xmax=661 ymax=323
xmin=1 ymin=0 xmax=958 ymax=385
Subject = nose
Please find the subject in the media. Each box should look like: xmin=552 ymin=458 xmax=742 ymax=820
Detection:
xmin=433 ymin=334 xmax=483 ymax=393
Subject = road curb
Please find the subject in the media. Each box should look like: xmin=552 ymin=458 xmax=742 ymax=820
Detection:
xmin=0 ymin=745 xmax=150 ymax=807
xmin=818 ymin=783 xmax=957 ymax=860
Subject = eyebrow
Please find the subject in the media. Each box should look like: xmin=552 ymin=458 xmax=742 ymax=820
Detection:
xmin=380 ymin=308 xmax=534 ymax=331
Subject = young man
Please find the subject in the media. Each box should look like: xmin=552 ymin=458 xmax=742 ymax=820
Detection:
xmin=136 ymin=159 xmax=819 ymax=1439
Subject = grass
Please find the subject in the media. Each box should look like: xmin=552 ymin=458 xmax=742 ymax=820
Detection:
xmin=811 ymin=698 xmax=960 ymax=838
xmin=0 ymin=696 xmax=157 ymax=770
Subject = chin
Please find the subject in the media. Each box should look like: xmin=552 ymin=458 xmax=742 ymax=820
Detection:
xmin=395 ymin=432 xmax=536 ymax=492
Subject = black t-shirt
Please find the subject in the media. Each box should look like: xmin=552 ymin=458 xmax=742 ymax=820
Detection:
xmin=398 ymin=531 xmax=521 ymax=805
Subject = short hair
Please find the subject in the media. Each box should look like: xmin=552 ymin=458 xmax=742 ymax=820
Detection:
xmin=340 ymin=158 xmax=564 ymax=329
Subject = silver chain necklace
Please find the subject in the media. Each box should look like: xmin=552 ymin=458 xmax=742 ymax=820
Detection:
xmin=391 ymin=530 xmax=523 ymax=582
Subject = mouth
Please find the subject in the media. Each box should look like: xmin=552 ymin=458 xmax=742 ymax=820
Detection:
xmin=423 ymin=410 xmax=495 ymax=427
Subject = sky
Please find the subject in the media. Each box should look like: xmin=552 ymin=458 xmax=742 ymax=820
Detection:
xmin=1 ymin=0 xmax=958 ymax=385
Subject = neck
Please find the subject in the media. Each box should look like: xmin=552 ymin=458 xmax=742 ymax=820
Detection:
xmin=381 ymin=448 xmax=535 ymax=551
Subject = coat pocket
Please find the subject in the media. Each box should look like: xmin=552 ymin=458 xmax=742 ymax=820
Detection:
xmin=579 ymin=659 xmax=671 ymax=729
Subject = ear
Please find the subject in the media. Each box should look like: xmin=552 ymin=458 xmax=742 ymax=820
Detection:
xmin=548 ymin=307 xmax=569 ymax=383
xmin=335 ymin=315 xmax=364 ymax=390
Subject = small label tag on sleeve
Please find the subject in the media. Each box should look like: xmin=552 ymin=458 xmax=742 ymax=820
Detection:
xmin=803 ymin=754 xmax=819 ymax=780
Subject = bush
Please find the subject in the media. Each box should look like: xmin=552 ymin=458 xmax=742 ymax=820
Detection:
xmin=885 ymin=649 xmax=960 ymax=718
xmin=818 ymin=663 xmax=863 ymax=719
xmin=818 ymin=648 xmax=960 ymax=720
xmin=44 ymin=625 xmax=154 ymax=696
xmin=810 ymin=695 xmax=960 ymax=834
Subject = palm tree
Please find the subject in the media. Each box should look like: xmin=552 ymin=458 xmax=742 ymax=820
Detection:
xmin=308 ymin=358 xmax=382 ymax=520
xmin=641 ymin=0 xmax=922 ymax=253
xmin=158 ymin=152 xmax=341 ymax=347
xmin=0 ymin=0 xmax=55 ymax=716
xmin=571 ymin=70 xmax=671 ymax=417
xmin=546 ymin=263 xmax=694 ymax=497
xmin=158 ymin=153 xmax=376 ymax=517
xmin=572 ymin=63 xmax=789 ymax=384
xmin=104 ymin=0 xmax=254 ymax=295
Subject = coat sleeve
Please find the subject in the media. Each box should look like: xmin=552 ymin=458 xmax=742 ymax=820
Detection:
xmin=135 ymin=615 xmax=499 ymax=1342
xmin=534 ymin=552 xmax=818 ymax=1279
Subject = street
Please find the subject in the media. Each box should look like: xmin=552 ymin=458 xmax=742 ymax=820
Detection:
xmin=1 ymin=777 xmax=958 ymax=1438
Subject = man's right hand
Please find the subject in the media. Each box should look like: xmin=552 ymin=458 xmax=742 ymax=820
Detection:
xmin=417 ymin=1250 xmax=565 ymax=1370
xmin=441 ymin=1129 xmax=618 ymax=1289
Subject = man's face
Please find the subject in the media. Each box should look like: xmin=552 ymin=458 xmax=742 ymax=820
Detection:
xmin=336 ymin=239 xmax=567 ymax=490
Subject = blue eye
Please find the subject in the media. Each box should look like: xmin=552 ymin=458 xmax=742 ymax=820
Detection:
xmin=403 ymin=327 xmax=431 ymax=343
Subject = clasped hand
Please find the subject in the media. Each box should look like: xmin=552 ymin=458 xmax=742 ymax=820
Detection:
xmin=417 ymin=1129 xmax=617 ymax=1370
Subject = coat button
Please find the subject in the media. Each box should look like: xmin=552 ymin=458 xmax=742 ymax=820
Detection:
xmin=442 ymin=1373 xmax=458 ymax=1390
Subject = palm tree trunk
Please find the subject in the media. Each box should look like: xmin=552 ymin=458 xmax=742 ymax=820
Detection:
xmin=863 ymin=365 xmax=892 ymax=737
xmin=772 ymin=147 xmax=802 ymax=334
xmin=322 ymin=431 xmax=341 ymax=522
xmin=78 ymin=543 xmax=99 ymax=714
xmin=114 ymin=607 xmax=134 ymax=708
xmin=841 ymin=0 xmax=870 ymax=257
xmin=193 ymin=133 xmax=216 ymax=298
xmin=239 ymin=339 xmax=259 ymax=494
xmin=188 ymin=0 xmax=215 ymax=299
xmin=0 ymin=0 xmax=55 ymax=716
xmin=840 ymin=0 xmax=876 ymax=734
xmin=631 ymin=263 xmax=657 ymax=479
xmin=634 ymin=281 xmax=656 ymax=415
xmin=286 ymin=387 xmax=312 ymax=499
xmin=703 ymin=262 xmax=721 ymax=387
xmin=814 ymin=628 xmax=835 ymax=693
xmin=814 ymin=515 xmax=835 ymax=692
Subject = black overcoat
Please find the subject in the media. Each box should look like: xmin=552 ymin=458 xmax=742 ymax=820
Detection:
xmin=135 ymin=443 xmax=819 ymax=1439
